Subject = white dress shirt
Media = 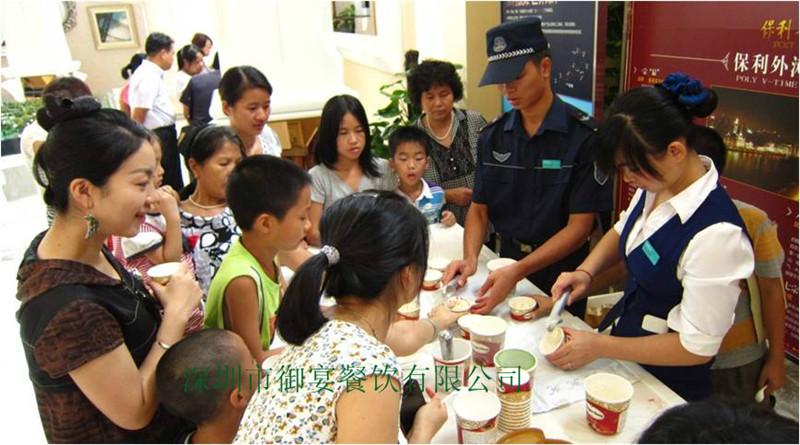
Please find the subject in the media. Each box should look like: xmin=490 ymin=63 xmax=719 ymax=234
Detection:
xmin=129 ymin=59 xmax=176 ymax=129
xmin=613 ymin=156 xmax=754 ymax=356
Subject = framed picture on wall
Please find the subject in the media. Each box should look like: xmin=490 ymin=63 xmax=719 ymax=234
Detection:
xmin=87 ymin=4 xmax=138 ymax=50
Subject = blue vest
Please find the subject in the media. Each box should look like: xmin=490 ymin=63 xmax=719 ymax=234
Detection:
xmin=598 ymin=185 xmax=747 ymax=401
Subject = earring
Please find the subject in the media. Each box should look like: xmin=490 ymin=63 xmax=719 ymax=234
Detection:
xmin=84 ymin=214 xmax=99 ymax=239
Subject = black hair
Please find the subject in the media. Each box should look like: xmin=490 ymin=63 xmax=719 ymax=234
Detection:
xmin=388 ymin=126 xmax=431 ymax=157
xmin=277 ymin=191 xmax=429 ymax=345
xmin=407 ymin=60 xmax=464 ymax=109
xmin=144 ymin=32 xmax=174 ymax=56
xmin=313 ymin=94 xmax=380 ymax=177
xmin=596 ymin=72 xmax=718 ymax=179
xmin=184 ymin=125 xmax=245 ymax=167
xmin=192 ymin=32 xmax=213 ymax=50
xmin=121 ymin=53 xmax=146 ymax=80
xmin=219 ymin=66 xmax=273 ymax=105
xmin=43 ymin=77 xmax=92 ymax=99
xmin=227 ymin=155 xmax=311 ymax=230
xmin=156 ymin=329 xmax=248 ymax=426
xmin=177 ymin=44 xmax=202 ymax=71
xmin=531 ymin=49 xmax=552 ymax=66
xmin=638 ymin=397 xmax=799 ymax=443
xmin=693 ymin=125 xmax=728 ymax=175
xmin=33 ymin=96 xmax=148 ymax=212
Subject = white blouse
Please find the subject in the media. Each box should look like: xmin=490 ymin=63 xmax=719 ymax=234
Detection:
xmin=613 ymin=156 xmax=754 ymax=356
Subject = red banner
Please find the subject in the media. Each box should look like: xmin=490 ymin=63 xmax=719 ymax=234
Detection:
xmin=622 ymin=1 xmax=799 ymax=359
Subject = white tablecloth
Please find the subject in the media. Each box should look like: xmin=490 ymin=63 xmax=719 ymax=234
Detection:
xmin=409 ymin=224 xmax=685 ymax=444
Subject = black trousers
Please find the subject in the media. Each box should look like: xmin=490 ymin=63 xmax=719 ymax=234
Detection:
xmin=499 ymin=235 xmax=588 ymax=318
xmin=152 ymin=124 xmax=183 ymax=190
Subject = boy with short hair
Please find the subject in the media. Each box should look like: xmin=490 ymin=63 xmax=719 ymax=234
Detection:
xmin=205 ymin=155 xmax=312 ymax=364
xmin=389 ymin=126 xmax=456 ymax=226
xmin=156 ymin=329 xmax=258 ymax=444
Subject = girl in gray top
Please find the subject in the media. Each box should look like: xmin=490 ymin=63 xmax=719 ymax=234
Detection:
xmin=308 ymin=95 xmax=394 ymax=245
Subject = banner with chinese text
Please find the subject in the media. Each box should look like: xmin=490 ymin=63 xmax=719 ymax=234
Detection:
xmin=622 ymin=1 xmax=799 ymax=359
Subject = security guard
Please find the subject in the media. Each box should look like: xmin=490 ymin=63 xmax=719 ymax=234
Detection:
xmin=444 ymin=17 xmax=612 ymax=317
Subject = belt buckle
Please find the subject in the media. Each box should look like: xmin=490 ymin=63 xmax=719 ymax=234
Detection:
xmin=518 ymin=241 xmax=533 ymax=253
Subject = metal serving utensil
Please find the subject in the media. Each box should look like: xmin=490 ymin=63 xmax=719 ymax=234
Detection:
xmin=545 ymin=290 xmax=571 ymax=332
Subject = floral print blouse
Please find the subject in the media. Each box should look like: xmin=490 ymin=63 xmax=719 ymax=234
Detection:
xmin=234 ymin=320 xmax=401 ymax=444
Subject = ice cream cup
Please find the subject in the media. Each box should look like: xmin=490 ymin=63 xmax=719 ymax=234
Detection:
xmin=469 ymin=315 xmax=507 ymax=367
xmin=453 ymin=391 xmax=502 ymax=444
xmin=431 ymin=338 xmax=472 ymax=393
xmin=584 ymin=372 xmax=634 ymax=435
xmin=147 ymin=262 xmax=182 ymax=285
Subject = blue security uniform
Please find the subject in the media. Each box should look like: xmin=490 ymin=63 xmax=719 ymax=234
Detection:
xmin=472 ymin=96 xmax=612 ymax=317
xmin=598 ymin=185 xmax=748 ymax=401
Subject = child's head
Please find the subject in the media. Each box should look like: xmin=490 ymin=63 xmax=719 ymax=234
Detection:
xmin=227 ymin=155 xmax=312 ymax=250
xmin=277 ymin=191 xmax=429 ymax=345
xmin=186 ymin=126 xmax=246 ymax=202
xmin=388 ymin=126 xmax=431 ymax=190
xmin=219 ymin=66 xmax=273 ymax=141
xmin=692 ymin=125 xmax=727 ymax=175
xmin=314 ymin=94 xmax=380 ymax=177
xmin=144 ymin=129 xmax=164 ymax=187
xmin=637 ymin=397 xmax=799 ymax=443
xmin=156 ymin=329 xmax=257 ymax=427
xmin=596 ymin=72 xmax=717 ymax=193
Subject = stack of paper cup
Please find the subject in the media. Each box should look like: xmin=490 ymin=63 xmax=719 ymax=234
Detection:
xmin=496 ymin=369 xmax=532 ymax=432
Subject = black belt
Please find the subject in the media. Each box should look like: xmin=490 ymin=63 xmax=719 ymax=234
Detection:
xmin=503 ymin=235 xmax=538 ymax=253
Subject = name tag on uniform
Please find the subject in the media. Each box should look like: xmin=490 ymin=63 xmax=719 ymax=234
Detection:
xmin=642 ymin=240 xmax=660 ymax=266
xmin=541 ymin=159 xmax=562 ymax=169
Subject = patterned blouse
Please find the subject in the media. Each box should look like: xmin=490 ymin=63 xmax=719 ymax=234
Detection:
xmin=234 ymin=320 xmax=400 ymax=444
xmin=179 ymin=207 xmax=240 ymax=294
xmin=416 ymin=108 xmax=488 ymax=226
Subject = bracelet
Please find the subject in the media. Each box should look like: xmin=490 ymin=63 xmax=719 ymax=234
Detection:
xmin=576 ymin=268 xmax=594 ymax=282
xmin=424 ymin=318 xmax=440 ymax=343
xmin=156 ymin=340 xmax=172 ymax=351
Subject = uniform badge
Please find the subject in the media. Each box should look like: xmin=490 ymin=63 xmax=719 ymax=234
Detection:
xmin=493 ymin=36 xmax=507 ymax=53
xmin=492 ymin=150 xmax=511 ymax=163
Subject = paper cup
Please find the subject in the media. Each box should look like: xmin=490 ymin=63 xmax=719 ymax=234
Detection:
xmin=494 ymin=349 xmax=537 ymax=386
xmin=147 ymin=262 xmax=182 ymax=285
xmin=428 ymin=257 xmax=450 ymax=271
xmin=423 ymin=269 xmax=443 ymax=291
xmin=431 ymin=338 xmax=472 ymax=393
xmin=584 ymin=372 xmax=634 ymax=435
xmin=538 ymin=326 xmax=565 ymax=356
xmin=508 ymin=296 xmax=538 ymax=321
xmin=453 ymin=391 xmax=502 ymax=444
xmin=457 ymin=314 xmax=482 ymax=340
xmin=469 ymin=315 xmax=507 ymax=367
xmin=397 ymin=299 xmax=420 ymax=320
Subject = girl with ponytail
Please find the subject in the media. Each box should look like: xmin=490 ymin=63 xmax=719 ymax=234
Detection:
xmin=546 ymin=73 xmax=755 ymax=401
xmin=236 ymin=191 xmax=450 ymax=443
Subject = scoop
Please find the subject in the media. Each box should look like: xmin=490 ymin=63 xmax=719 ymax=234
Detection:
xmin=438 ymin=329 xmax=454 ymax=360
xmin=545 ymin=290 xmax=571 ymax=332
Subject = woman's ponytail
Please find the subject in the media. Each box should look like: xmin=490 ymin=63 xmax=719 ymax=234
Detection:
xmin=276 ymin=253 xmax=330 ymax=345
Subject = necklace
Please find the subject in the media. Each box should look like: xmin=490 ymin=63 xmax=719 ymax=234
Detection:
xmin=425 ymin=111 xmax=455 ymax=142
xmin=336 ymin=308 xmax=378 ymax=338
xmin=188 ymin=193 xmax=227 ymax=210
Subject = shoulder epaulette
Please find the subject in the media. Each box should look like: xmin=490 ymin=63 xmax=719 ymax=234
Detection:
xmin=567 ymin=106 xmax=598 ymax=131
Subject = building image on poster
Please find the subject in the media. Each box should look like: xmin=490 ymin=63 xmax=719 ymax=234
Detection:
xmin=501 ymin=1 xmax=601 ymax=116
xmin=623 ymin=1 xmax=799 ymax=359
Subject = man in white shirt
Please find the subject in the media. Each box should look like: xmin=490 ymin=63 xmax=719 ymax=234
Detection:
xmin=130 ymin=32 xmax=183 ymax=189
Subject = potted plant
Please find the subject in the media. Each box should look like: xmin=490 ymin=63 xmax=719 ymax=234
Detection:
xmin=1 ymin=98 xmax=42 ymax=156
xmin=369 ymin=50 xmax=422 ymax=159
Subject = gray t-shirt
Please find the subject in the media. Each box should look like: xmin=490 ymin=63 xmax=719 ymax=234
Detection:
xmin=309 ymin=158 xmax=394 ymax=210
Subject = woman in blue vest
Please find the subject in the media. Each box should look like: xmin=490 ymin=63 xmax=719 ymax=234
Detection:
xmin=546 ymin=73 xmax=754 ymax=401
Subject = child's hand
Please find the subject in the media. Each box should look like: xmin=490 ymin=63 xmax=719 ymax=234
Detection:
xmin=150 ymin=186 xmax=180 ymax=221
xmin=440 ymin=211 xmax=456 ymax=227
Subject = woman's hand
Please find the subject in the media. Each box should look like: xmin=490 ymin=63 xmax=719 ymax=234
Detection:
xmin=550 ymin=270 xmax=593 ymax=305
xmin=545 ymin=327 xmax=602 ymax=370
xmin=149 ymin=262 xmax=202 ymax=321
xmin=409 ymin=387 xmax=448 ymax=443
xmin=428 ymin=304 xmax=464 ymax=331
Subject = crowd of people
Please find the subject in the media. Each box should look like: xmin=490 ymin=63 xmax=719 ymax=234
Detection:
xmin=15 ymin=17 xmax=796 ymax=444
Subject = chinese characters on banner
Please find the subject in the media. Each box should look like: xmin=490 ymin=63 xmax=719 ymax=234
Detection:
xmin=622 ymin=1 xmax=799 ymax=358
